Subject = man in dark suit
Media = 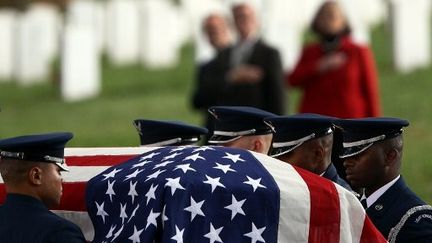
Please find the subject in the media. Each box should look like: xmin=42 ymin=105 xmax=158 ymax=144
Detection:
xmin=192 ymin=3 xmax=286 ymax=128
xmin=221 ymin=2 xmax=285 ymax=115
xmin=192 ymin=13 xmax=233 ymax=138
xmin=340 ymin=118 xmax=432 ymax=242
xmin=265 ymin=113 xmax=352 ymax=191
xmin=0 ymin=132 xmax=86 ymax=243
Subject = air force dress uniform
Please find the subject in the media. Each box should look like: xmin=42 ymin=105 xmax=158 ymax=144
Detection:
xmin=340 ymin=118 xmax=432 ymax=243
xmin=207 ymin=106 xmax=276 ymax=144
xmin=0 ymin=132 xmax=86 ymax=243
xmin=133 ymin=119 xmax=208 ymax=146
xmin=265 ymin=113 xmax=352 ymax=191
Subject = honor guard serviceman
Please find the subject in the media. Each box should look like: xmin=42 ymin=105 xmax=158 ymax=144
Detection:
xmin=0 ymin=132 xmax=86 ymax=243
xmin=133 ymin=119 xmax=208 ymax=146
xmin=265 ymin=113 xmax=352 ymax=191
xmin=340 ymin=118 xmax=432 ymax=243
xmin=208 ymin=106 xmax=276 ymax=154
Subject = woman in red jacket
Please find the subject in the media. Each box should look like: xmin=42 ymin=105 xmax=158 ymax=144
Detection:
xmin=288 ymin=1 xmax=381 ymax=118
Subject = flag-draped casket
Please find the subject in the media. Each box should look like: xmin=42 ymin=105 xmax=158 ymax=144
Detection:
xmin=83 ymin=146 xmax=386 ymax=243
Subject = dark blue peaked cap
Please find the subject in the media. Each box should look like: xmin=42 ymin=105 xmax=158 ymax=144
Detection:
xmin=338 ymin=117 xmax=409 ymax=159
xmin=133 ymin=119 xmax=208 ymax=146
xmin=207 ymin=106 xmax=277 ymax=144
xmin=0 ymin=132 xmax=73 ymax=171
xmin=265 ymin=113 xmax=335 ymax=157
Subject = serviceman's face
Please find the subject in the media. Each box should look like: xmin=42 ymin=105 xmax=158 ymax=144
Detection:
xmin=343 ymin=144 xmax=386 ymax=189
xmin=39 ymin=163 xmax=63 ymax=208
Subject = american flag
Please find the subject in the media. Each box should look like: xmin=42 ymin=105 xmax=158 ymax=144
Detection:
xmin=0 ymin=146 xmax=150 ymax=241
xmin=86 ymin=146 xmax=387 ymax=243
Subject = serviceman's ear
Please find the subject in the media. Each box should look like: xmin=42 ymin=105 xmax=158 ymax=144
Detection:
xmin=385 ymin=148 xmax=398 ymax=166
xmin=28 ymin=166 xmax=43 ymax=185
xmin=253 ymin=139 xmax=263 ymax=153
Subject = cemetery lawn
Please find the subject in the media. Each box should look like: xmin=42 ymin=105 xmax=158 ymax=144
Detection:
xmin=1 ymin=25 xmax=432 ymax=203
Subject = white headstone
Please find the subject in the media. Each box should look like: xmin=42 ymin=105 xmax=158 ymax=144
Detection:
xmin=339 ymin=0 xmax=387 ymax=44
xmin=139 ymin=0 xmax=184 ymax=69
xmin=0 ymin=9 xmax=16 ymax=81
xmin=61 ymin=24 xmax=101 ymax=102
xmin=262 ymin=0 xmax=312 ymax=71
xmin=105 ymin=0 xmax=140 ymax=65
xmin=67 ymin=0 xmax=106 ymax=53
xmin=15 ymin=3 xmax=61 ymax=85
xmin=390 ymin=0 xmax=431 ymax=73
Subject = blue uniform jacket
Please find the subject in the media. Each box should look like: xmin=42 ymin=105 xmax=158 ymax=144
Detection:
xmin=366 ymin=177 xmax=432 ymax=243
xmin=322 ymin=163 xmax=352 ymax=191
xmin=0 ymin=193 xmax=85 ymax=243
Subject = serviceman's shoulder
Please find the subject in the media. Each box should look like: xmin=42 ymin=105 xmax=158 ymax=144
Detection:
xmin=46 ymin=214 xmax=86 ymax=243
xmin=389 ymin=204 xmax=432 ymax=243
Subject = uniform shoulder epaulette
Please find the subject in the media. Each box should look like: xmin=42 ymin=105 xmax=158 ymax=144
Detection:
xmin=388 ymin=205 xmax=432 ymax=243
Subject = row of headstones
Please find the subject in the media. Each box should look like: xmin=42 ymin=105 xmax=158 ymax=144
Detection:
xmin=0 ymin=0 xmax=430 ymax=102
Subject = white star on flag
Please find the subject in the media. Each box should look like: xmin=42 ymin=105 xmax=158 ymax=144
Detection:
xmin=132 ymin=160 xmax=152 ymax=168
xmin=128 ymin=225 xmax=144 ymax=243
xmin=222 ymin=153 xmax=245 ymax=163
xmin=203 ymin=175 xmax=226 ymax=193
xmin=170 ymin=146 xmax=189 ymax=152
xmin=174 ymin=163 xmax=196 ymax=174
xmin=145 ymin=169 xmax=166 ymax=182
xmin=224 ymin=195 xmax=246 ymax=220
xmin=243 ymin=176 xmax=267 ymax=192
xmin=244 ymin=223 xmax=266 ymax=243
xmin=153 ymin=160 xmax=175 ymax=169
xmin=102 ymin=168 xmax=122 ymax=181
xmin=162 ymin=205 xmax=169 ymax=227
xmin=145 ymin=209 xmax=161 ymax=229
xmin=112 ymin=225 xmax=124 ymax=242
xmin=128 ymin=181 xmax=138 ymax=203
xmin=204 ymin=223 xmax=224 ymax=243
xmin=171 ymin=225 xmax=185 ymax=243
xmin=184 ymin=196 xmax=206 ymax=222
xmin=119 ymin=203 xmax=128 ymax=224
xmin=193 ymin=146 xmax=215 ymax=152
xmin=124 ymin=169 xmax=144 ymax=181
xmin=183 ymin=153 xmax=205 ymax=162
xmin=140 ymin=152 xmax=160 ymax=160
xmin=95 ymin=201 xmax=109 ymax=223
xmin=128 ymin=204 xmax=140 ymax=223
xmin=145 ymin=184 xmax=158 ymax=205
xmin=165 ymin=177 xmax=185 ymax=195
xmin=213 ymin=162 xmax=236 ymax=174
xmin=105 ymin=180 xmax=116 ymax=202
xmin=106 ymin=224 xmax=116 ymax=238
xmin=162 ymin=152 xmax=182 ymax=161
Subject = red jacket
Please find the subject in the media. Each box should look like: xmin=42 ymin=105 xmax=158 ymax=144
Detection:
xmin=288 ymin=37 xmax=381 ymax=118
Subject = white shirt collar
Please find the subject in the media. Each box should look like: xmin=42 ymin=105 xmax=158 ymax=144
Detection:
xmin=363 ymin=175 xmax=400 ymax=208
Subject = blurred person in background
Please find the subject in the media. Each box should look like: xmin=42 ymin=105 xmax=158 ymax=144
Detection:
xmin=192 ymin=13 xmax=233 ymax=138
xmin=222 ymin=2 xmax=285 ymax=115
xmin=192 ymin=3 xmax=286 ymax=134
xmin=287 ymin=0 xmax=381 ymax=118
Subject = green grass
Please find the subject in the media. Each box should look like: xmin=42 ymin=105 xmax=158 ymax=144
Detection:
xmin=1 ymin=24 xmax=432 ymax=203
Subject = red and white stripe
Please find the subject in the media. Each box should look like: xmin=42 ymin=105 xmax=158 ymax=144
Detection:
xmin=0 ymin=147 xmax=387 ymax=242
xmin=253 ymin=152 xmax=387 ymax=243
